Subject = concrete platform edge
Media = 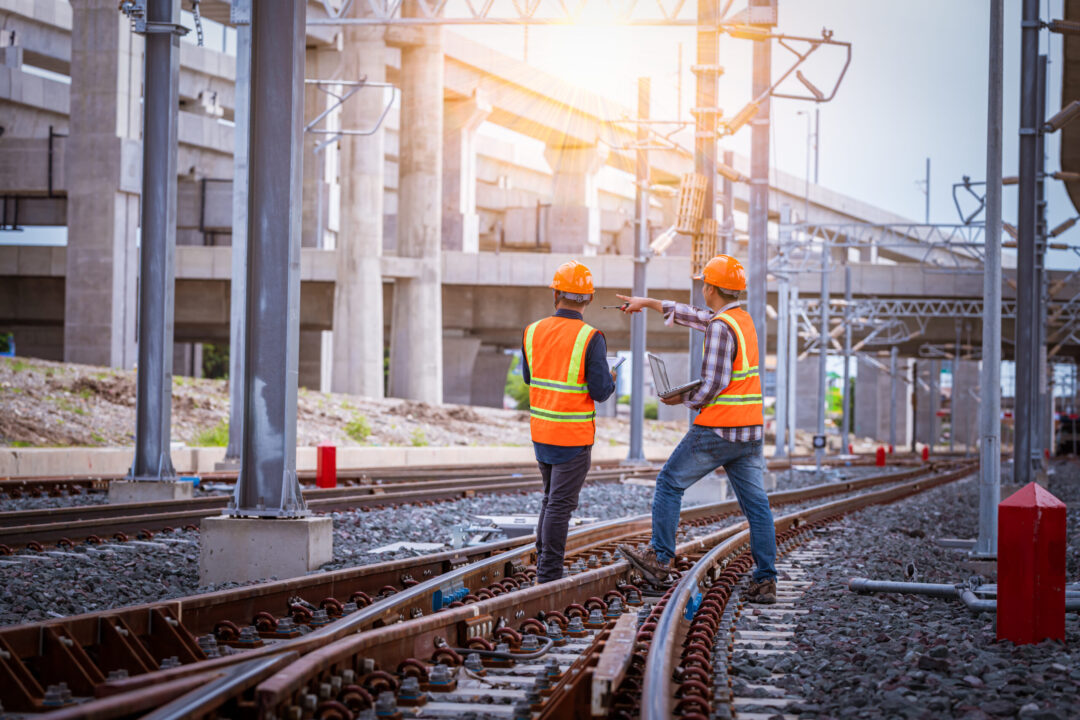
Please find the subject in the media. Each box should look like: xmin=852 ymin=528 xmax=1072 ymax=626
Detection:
xmin=0 ymin=443 xmax=677 ymax=478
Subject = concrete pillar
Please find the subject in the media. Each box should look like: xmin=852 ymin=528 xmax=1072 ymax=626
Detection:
xmin=302 ymin=47 xmax=339 ymax=250
xmin=298 ymin=330 xmax=323 ymax=390
xmin=916 ymin=360 xmax=941 ymax=447
xmin=954 ymin=359 xmax=981 ymax=449
xmin=442 ymin=334 xmax=482 ymax=405
xmin=388 ymin=11 xmax=444 ymax=401
xmin=63 ymin=1 xmax=142 ymax=367
xmin=442 ymin=93 xmax=491 ymax=252
xmin=854 ymin=356 xmax=912 ymax=445
xmin=470 ymin=349 xmax=514 ymax=408
xmin=596 ymin=393 xmax=618 ymax=418
xmin=796 ymin=357 xmax=821 ymax=431
xmin=543 ymin=143 xmax=608 ymax=255
xmin=332 ymin=21 xmax=387 ymax=398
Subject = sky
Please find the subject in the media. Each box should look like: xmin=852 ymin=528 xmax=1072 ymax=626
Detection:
xmin=460 ymin=0 xmax=1079 ymax=270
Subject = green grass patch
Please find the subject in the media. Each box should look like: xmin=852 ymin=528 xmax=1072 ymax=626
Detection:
xmin=410 ymin=427 xmax=429 ymax=447
xmin=55 ymin=397 xmax=86 ymax=415
xmin=90 ymin=432 xmax=106 ymax=445
xmin=644 ymin=401 xmax=658 ymax=420
xmin=8 ymin=440 xmax=32 ymax=448
xmin=6 ymin=358 xmax=30 ymax=373
xmin=344 ymin=414 xmax=372 ymax=442
xmin=192 ymin=420 xmax=229 ymax=447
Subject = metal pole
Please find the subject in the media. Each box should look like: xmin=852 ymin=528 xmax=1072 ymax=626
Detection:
xmin=229 ymin=0 xmax=308 ymax=518
xmin=924 ymin=157 xmax=931 ymax=224
xmin=976 ymin=0 xmax=1002 ymax=554
xmin=628 ymin=77 xmax=649 ymax=465
xmin=689 ymin=0 xmax=719 ymax=427
xmin=748 ymin=28 xmax=770 ymax=393
xmin=788 ymin=285 xmax=799 ymax=458
xmin=774 ymin=205 xmax=791 ymax=458
xmin=721 ymin=149 xmax=735 ymax=255
xmin=1036 ymin=55 xmax=1050 ymax=465
xmin=1014 ymin=0 xmax=1039 ymax=487
xmin=841 ymin=264 xmax=852 ymax=453
xmin=224 ymin=0 xmax=251 ymax=464
xmin=816 ymin=259 xmax=829 ymax=472
xmin=952 ymin=321 xmax=961 ymax=453
xmin=130 ymin=0 xmax=180 ymax=483
xmin=813 ymin=107 xmax=820 ymax=184
xmin=890 ymin=345 xmax=898 ymax=451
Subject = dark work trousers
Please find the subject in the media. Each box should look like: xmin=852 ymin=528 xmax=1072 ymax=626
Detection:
xmin=535 ymin=445 xmax=593 ymax=583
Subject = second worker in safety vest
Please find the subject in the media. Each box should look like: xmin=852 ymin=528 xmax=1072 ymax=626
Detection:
xmin=522 ymin=260 xmax=616 ymax=583
xmin=616 ymin=254 xmax=778 ymax=604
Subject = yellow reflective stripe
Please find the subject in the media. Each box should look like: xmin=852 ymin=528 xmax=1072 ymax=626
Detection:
xmin=524 ymin=321 xmax=540 ymax=380
xmin=530 ymin=408 xmax=596 ymax=422
xmin=565 ymin=323 xmax=595 ymax=385
xmin=530 ymin=377 xmax=588 ymax=394
xmin=716 ymin=312 xmax=750 ymax=373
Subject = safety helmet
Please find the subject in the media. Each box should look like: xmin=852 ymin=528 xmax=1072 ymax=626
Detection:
xmin=695 ymin=254 xmax=746 ymax=292
xmin=550 ymin=260 xmax=595 ymax=295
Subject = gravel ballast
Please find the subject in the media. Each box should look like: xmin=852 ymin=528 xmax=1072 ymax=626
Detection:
xmin=755 ymin=468 xmax=1080 ymax=719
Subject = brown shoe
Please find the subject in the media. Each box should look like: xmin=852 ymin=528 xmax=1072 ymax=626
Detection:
xmin=745 ymin=578 xmax=777 ymax=604
xmin=618 ymin=544 xmax=672 ymax=587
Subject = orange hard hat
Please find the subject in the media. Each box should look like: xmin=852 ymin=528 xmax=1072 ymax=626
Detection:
xmin=695 ymin=254 xmax=746 ymax=291
xmin=550 ymin=260 xmax=595 ymax=295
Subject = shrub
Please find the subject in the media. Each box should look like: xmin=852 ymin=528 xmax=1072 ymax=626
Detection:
xmin=410 ymin=427 xmax=429 ymax=447
xmin=505 ymin=355 xmax=530 ymax=410
xmin=344 ymin=414 xmax=372 ymax=442
xmin=644 ymin=401 xmax=658 ymax=420
xmin=192 ymin=420 xmax=229 ymax=447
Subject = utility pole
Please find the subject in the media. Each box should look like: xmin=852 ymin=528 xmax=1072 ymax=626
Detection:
xmin=890 ymin=345 xmax=898 ymax=452
xmin=924 ymin=157 xmax=931 ymax=224
xmin=689 ymin=0 xmax=720 ymax=425
xmin=976 ymin=0 xmax=1002 ymax=557
xmin=774 ymin=205 xmax=791 ymax=457
xmin=1015 ymin=0 xmax=1039 ymax=487
xmin=129 ymin=0 xmax=181 ymax=486
xmin=841 ymin=265 xmax=852 ymax=453
xmin=224 ymin=0 xmax=251 ymax=467
xmin=816 ymin=261 xmax=829 ymax=473
xmin=748 ymin=16 xmax=771 ymax=390
xmin=788 ymin=285 xmax=799 ymax=458
xmin=1035 ymin=55 xmax=1050 ymax=466
xmin=627 ymin=77 xmax=650 ymax=465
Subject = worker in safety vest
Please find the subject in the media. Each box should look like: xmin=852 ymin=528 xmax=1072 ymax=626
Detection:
xmin=522 ymin=260 xmax=617 ymax=583
xmin=615 ymin=255 xmax=777 ymax=603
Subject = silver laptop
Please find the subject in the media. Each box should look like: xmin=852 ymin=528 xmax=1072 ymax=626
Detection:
xmin=648 ymin=352 xmax=702 ymax=400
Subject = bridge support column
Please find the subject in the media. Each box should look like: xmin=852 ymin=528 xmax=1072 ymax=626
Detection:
xmin=443 ymin=93 xmax=491 ymax=252
xmin=543 ymin=143 xmax=608 ymax=255
xmin=388 ymin=11 xmax=444 ymax=401
xmin=471 ymin=348 xmax=514 ymax=408
xmin=442 ymin=333 xmax=482 ymax=405
xmin=332 ymin=20 xmax=387 ymax=398
xmin=63 ymin=0 xmax=141 ymax=368
xmin=302 ymin=47 xmax=339 ymax=250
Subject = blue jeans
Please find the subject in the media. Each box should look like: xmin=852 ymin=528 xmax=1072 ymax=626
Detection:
xmin=651 ymin=425 xmax=777 ymax=583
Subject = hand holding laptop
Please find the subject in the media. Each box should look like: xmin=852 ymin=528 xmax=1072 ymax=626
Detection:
xmin=648 ymin=353 xmax=702 ymax=400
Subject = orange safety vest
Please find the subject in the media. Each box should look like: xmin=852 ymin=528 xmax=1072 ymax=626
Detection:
xmin=694 ymin=306 xmax=765 ymax=428
xmin=523 ymin=316 xmax=599 ymax=446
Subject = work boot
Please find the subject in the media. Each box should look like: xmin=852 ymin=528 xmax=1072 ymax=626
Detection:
xmin=745 ymin=578 xmax=777 ymax=604
xmin=618 ymin=544 xmax=672 ymax=587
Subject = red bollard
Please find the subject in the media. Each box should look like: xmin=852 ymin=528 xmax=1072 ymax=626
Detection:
xmin=997 ymin=483 xmax=1067 ymax=644
xmin=921 ymin=446 xmax=929 ymax=462
xmin=848 ymin=443 xmax=854 ymax=455
xmin=316 ymin=443 xmax=337 ymax=489
xmin=888 ymin=444 xmax=894 ymax=455
xmin=875 ymin=447 xmax=886 ymax=467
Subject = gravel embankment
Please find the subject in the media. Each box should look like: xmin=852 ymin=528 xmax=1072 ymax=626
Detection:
xmin=749 ymin=466 xmax=1080 ymax=719
xmin=0 ymin=491 xmax=106 ymax=513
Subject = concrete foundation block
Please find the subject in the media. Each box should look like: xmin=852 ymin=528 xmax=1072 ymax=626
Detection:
xmin=198 ymin=516 xmax=334 ymax=586
xmin=108 ymin=480 xmax=194 ymax=504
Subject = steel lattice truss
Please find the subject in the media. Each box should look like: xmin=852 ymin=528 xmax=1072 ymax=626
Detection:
xmin=311 ymin=0 xmax=740 ymax=25
xmin=772 ymin=223 xmax=990 ymax=276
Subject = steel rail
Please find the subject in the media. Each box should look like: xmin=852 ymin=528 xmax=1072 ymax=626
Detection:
xmin=35 ymin=463 xmax=958 ymax=718
xmin=641 ymin=462 xmax=977 ymax=720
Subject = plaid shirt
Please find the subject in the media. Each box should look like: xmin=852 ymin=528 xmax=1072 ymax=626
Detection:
xmin=662 ymin=300 xmax=764 ymax=442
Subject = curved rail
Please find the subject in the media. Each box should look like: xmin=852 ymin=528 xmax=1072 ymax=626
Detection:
xmin=641 ymin=462 xmax=976 ymax=720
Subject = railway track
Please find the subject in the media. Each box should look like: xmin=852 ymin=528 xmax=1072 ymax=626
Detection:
xmin=0 ymin=460 xmax=971 ymax=717
xmin=0 ymin=466 xmax=660 ymax=549
xmin=0 ymin=453 xmax=910 ymax=499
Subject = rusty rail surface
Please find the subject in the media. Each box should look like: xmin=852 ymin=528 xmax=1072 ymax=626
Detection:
xmin=640 ymin=462 xmax=978 ymax=720
xmin=2 ymin=461 xmax=964 ymax=718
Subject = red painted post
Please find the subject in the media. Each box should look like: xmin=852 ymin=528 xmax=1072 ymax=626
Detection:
xmin=921 ymin=445 xmax=929 ymax=462
xmin=875 ymin=447 xmax=886 ymax=467
xmin=848 ymin=443 xmax=854 ymax=455
xmin=316 ymin=443 xmax=337 ymax=489
xmin=997 ymin=483 xmax=1067 ymax=644
xmin=888 ymin=444 xmax=894 ymax=455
